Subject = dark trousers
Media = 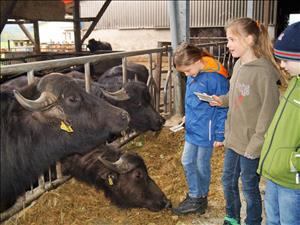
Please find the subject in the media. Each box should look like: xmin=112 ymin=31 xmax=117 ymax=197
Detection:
xmin=222 ymin=148 xmax=262 ymax=225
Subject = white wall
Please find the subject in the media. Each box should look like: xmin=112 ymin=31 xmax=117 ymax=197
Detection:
xmin=85 ymin=29 xmax=171 ymax=51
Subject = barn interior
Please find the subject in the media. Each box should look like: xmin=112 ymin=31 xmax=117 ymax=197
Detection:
xmin=1 ymin=0 xmax=298 ymax=224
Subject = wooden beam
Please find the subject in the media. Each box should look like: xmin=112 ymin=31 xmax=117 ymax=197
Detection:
xmin=80 ymin=0 xmax=112 ymax=45
xmin=6 ymin=20 xmax=33 ymax=24
xmin=73 ymin=0 xmax=81 ymax=52
xmin=18 ymin=22 xmax=35 ymax=43
xmin=33 ymin=21 xmax=41 ymax=54
xmin=0 ymin=0 xmax=17 ymax=33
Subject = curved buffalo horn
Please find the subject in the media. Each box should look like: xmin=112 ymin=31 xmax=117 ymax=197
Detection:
xmin=13 ymin=90 xmax=58 ymax=112
xmin=101 ymin=88 xmax=130 ymax=101
xmin=98 ymin=153 xmax=135 ymax=174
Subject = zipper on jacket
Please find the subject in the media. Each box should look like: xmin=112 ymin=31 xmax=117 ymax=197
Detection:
xmin=259 ymin=80 xmax=298 ymax=175
xmin=209 ymin=120 xmax=212 ymax=141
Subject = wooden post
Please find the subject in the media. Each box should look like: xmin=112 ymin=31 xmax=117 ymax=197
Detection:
xmin=33 ymin=21 xmax=41 ymax=53
xmin=73 ymin=0 xmax=81 ymax=52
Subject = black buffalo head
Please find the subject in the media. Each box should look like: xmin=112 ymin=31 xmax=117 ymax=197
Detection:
xmin=13 ymin=73 xmax=130 ymax=138
xmin=62 ymin=145 xmax=171 ymax=211
xmin=97 ymin=63 xmax=149 ymax=92
xmin=100 ymin=81 xmax=165 ymax=132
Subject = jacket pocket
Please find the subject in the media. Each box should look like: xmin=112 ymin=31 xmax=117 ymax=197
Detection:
xmin=290 ymin=148 xmax=300 ymax=172
xmin=267 ymin=147 xmax=297 ymax=178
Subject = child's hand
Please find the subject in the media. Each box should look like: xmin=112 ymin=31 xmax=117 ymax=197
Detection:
xmin=213 ymin=141 xmax=224 ymax=148
xmin=210 ymin=95 xmax=223 ymax=106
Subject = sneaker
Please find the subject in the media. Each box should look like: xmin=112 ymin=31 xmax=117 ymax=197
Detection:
xmin=172 ymin=194 xmax=207 ymax=215
xmin=223 ymin=216 xmax=240 ymax=225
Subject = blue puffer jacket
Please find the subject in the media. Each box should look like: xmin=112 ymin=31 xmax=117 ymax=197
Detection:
xmin=185 ymin=72 xmax=229 ymax=147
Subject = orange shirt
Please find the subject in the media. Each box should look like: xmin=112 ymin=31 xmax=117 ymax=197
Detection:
xmin=63 ymin=0 xmax=73 ymax=4
xmin=201 ymin=56 xmax=228 ymax=78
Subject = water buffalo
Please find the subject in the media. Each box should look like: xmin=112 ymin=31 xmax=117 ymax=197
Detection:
xmin=97 ymin=63 xmax=149 ymax=92
xmin=92 ymin=81 xmax=165 ymax=132
xmin=0 ymin=73 xmax=130 ymax=212
xmin=62 ymin=145 xmax=171 ymax=211
xmin=87 ymin=38 xmax=112 ymax=53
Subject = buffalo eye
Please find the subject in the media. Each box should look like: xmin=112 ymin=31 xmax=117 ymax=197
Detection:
xmin=65 ymin=95 xmax=81 ymax=106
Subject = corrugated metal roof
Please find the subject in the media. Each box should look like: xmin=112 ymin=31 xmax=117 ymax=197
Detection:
xmin=80 ymin=0 xmax=277 ymax=30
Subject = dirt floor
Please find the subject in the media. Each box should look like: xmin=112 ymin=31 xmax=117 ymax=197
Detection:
xmin=4 ymin=127 xmax=226 ymax=225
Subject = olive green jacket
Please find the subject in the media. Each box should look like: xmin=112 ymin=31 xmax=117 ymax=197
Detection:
xmin=258 ymin=76 xmax=300 ymax=189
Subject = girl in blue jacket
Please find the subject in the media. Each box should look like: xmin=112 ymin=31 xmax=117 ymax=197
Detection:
xmin=172 ymin=42 xmax=229 ymax=215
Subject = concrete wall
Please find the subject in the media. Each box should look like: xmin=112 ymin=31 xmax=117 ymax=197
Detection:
xmin=84 ymin=29 xmax=171 ymax=51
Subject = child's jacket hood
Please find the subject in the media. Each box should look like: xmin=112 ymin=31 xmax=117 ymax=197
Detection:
xmin=201 ymin=56 xmax=229 ymax=78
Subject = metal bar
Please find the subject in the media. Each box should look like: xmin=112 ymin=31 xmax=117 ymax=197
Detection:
xmin=122 ymin=57 xmax=127 ymax=84
xmin=84 ymin=62 xmax=91 ymax=93
xmin=154 ymin=43 xmax=163 ymax=111
xmin=81 ymin=0 xmax=112 ymax=45
xmin=27 ymin=70 xmax=35 ymax=84
xmin=38 ymin=175 xmax=45 ymax=189
xmin=56 ymin=162 xmax=63 ymax=179
xmin=168 ymin=0 xmax=190 ymax=117
xmin=0 ymin=176 xmax=70 ymax=222
xmin=1 ymin=47 xmax=171 ymax=76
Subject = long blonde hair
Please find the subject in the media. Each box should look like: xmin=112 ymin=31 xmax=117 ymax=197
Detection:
xmin=225 ymin=17 xmax=287 ymax=86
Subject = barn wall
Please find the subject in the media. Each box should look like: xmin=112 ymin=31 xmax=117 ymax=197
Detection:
xmin=81 ymin=0 xmax=278 ymax=50
xmin=80 ymin=0 xmax=277 ymax=29
xmin=84 ymin=29 xmax=171 ymax=51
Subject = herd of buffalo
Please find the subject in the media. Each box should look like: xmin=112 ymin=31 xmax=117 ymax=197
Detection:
xmin=0 ymin=55 xmax=171 ymax=217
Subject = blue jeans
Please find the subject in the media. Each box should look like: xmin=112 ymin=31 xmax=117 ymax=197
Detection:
xmin=265 ymin=179 xmax=300 ymax=225
xmin=181 ymin=141 xmax=213 ymax=198
xmin=222 ymin=148 xmax=262 ymax=225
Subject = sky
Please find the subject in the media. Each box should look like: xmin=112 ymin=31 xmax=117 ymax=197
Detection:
xmin=1 ymin=22 xmax=73 ymax=44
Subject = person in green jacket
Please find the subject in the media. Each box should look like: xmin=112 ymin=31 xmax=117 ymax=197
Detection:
xmin=258 ymin=21 xmax=300 ymax=225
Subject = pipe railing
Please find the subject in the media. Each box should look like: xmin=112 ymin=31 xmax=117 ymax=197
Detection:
xmin=1 ymin=47 xmax=170 ymax=76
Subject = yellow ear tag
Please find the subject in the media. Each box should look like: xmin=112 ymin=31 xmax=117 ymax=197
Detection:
xmin=108 ymin=176 xmax=114 ymax=186
xmin=60 ymin=121 xmax=74 ymax=133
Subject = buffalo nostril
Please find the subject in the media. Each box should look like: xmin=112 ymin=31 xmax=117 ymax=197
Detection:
xmin=121 ymin=111 xmax=129 ymax=121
